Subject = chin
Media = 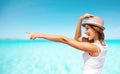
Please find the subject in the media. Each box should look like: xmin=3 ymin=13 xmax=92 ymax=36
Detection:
xmin=89 ymin=38 xmax=92 ymax=41
xmin=88 ymin=37 xmax=93 ymax=41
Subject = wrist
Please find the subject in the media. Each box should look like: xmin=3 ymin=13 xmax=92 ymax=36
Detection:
xmin=80 ymin=16 xmax=84 ymax=20
xmin=78 ymin=17 xmax=83 ymax=24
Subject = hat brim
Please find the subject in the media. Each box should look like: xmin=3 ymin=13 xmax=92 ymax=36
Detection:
xmin=82 ymin=23 xmax=105 ymax=30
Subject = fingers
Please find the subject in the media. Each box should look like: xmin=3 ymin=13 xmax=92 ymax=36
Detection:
xmin=26 ymin=32 xmax=36 ymax=40
xmin=30 ymin=36 xmax=34 ymax=40
xmin=85 ymin=13 xmax=94 ymax=17
xmin=26 ymin=32 xmax=36 ymax=35
xmin=30 ymin=35 xmax=36 ymax=40
xmin=81 ymin=13 xmax=94 ymax=20
xmin=26 ymin=32 xmax=33 ymax=34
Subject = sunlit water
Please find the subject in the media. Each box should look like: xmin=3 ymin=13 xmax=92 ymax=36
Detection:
xmin=0 ymin=40 xmax=120 ymax=74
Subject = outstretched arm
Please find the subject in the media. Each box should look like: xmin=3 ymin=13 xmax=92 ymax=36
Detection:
xmin=26 ymin=32 xmax=99 ymax=54
xmin=26 ymin=32 xmax=70 ymax=44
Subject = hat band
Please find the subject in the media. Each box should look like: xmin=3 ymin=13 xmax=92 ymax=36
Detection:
xmin=86 ymin=20 xmax=103 ymax=27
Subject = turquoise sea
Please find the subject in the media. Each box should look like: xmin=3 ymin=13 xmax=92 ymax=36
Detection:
xmin=0 ymin=40 xmax=120 ymax=74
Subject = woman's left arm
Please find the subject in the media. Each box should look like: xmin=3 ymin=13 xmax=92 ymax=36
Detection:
xmin=26 ymin=32 xmax=69 ymax=44
xmin=26 ymin=32 xmax=98 ymax=54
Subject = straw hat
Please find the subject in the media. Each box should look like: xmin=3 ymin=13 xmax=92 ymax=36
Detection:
xmin=82 ymin=16 xmax=105 ymax=30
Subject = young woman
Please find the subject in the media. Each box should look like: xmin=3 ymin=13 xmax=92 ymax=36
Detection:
xmin=27 ymin=13 xmax=108 ymax=74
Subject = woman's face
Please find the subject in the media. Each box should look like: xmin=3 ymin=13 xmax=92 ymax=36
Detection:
xmin=85 ymin=25 xmax=96 ymax=40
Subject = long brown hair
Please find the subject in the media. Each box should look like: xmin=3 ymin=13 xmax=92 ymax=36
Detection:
xmin=90 ymin=25 xmax=105 ymax=41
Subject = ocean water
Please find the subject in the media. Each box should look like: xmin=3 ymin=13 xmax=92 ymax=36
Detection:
xmin=0 ymin=40 xmax=120 ymax=74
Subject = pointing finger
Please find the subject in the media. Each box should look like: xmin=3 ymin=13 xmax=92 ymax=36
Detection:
xmin=26 ymin=32 xmax=34 ymax=34
xmin=26 ymin=32 xmax=31 ymax=34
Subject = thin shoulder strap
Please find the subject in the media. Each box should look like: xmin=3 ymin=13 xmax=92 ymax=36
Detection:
xmin=92 ymin=43 xmax=103 ymax=52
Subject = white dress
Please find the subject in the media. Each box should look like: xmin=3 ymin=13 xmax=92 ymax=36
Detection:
xmin=82 ymin=43 xmax=108 ymax=74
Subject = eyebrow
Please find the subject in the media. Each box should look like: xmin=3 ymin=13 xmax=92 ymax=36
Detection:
xmin=85 ymin=26 xmax=89 ymax=29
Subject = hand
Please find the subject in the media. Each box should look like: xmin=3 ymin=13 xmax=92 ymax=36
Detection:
xmin=80 ymin=13 xmax=94 ymax=20
xmin=26 ymin=32 xmax=40 ymax=40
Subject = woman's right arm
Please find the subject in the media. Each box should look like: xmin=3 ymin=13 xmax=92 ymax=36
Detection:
xmin=74 ymin=13 xmax=93 ymax=42
xmin=74 ymin=17 xmax=83 ymax=42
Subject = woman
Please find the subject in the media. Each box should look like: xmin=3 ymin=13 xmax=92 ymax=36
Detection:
xmin=26 ymin=13 xmax=108 ymax=74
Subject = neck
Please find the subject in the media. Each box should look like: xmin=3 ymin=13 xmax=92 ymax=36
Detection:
xmin=93 ymin=37 xmax=105 ymax=46
xmin=93 ymin=35 xmax=101 ymax=44
xmin=94 ymin=39 xmax=101 ymax=43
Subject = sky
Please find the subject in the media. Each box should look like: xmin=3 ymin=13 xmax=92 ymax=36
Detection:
xmin=0 ymin=0 xmax=120 ymax=40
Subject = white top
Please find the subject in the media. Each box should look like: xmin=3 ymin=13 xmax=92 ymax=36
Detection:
xmin=82 ymin=43 xmax=108 ymax=74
